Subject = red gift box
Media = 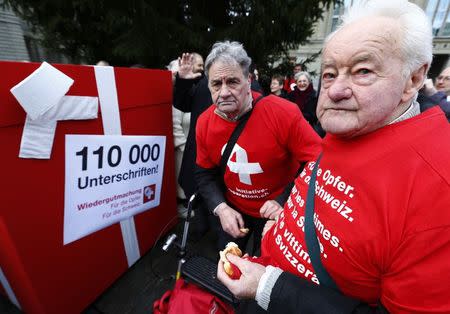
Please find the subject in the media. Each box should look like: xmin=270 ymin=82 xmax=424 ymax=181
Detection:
xmin=0 ymin=61 xmax=177 ymax=313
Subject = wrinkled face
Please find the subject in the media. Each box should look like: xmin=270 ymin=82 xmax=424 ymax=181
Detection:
xmin=296 ymin=75 xmax=310 ymax=91
xmin=435 ymin=67 xmax=450 ymax=95
xmin=192 ymin=55 xmax=204 ymax=74
xmin=317 ymin=17 xmax=413 ymax=138
xmin=270 ymin=79 xmax=283 ymax=94
xmin=208 ymin=61 xmax=251 ymax=119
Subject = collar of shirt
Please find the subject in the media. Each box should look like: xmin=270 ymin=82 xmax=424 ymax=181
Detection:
xmin=389 ymin=100 xmax=420 ymax=125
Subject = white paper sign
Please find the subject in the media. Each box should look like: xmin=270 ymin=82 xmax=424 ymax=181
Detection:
xmin=64 ymin=135 xmax=166 ymax=244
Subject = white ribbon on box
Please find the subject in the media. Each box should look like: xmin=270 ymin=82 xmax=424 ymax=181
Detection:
xmin=94 ymin=65 xmax=140 ymax=267
xmin=10 ymin=62 xmax=74 ymax=120
xmin=19 ymin=96 xmax=98 ymax=158
xmin=10 ymin=62 xmax=141 ymax=268
xmin=10 ymin=62 xmax=99 ymax=159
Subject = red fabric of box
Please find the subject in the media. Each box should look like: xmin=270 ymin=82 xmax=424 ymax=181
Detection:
xmin=0 ymin=61 xmax=177 ymax=314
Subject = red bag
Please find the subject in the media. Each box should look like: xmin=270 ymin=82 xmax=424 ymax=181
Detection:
xmin=153 ymin=278 xmax=235 ymax=314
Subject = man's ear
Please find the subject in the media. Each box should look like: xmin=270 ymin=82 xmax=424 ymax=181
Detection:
xmin=401 ymin=64 xmax=428 ymax=103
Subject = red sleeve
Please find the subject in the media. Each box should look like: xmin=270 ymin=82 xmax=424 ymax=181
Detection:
xmin=381 ymin=178 xmax=450 ymax=313
xmin=264 ymin=97 xmax=321 ymax=162
xmin=382 ymin=227 xmax=450 ymax=313
xmin=286 ymin=110 xmax=321 ymax=162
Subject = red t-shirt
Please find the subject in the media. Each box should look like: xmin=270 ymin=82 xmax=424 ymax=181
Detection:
xmin=262 ymin=107 xmax=450 ymax=313
xmin=196 ymin=94 xmax=321 ymax=216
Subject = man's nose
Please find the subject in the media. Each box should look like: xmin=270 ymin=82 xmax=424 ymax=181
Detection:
xmin=327 ymin=76 xmax=352 ymax=102
xmin=218 ymin=84 xmax=231 ymax=97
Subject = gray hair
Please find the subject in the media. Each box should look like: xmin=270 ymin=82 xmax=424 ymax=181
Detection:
xmin=204 ymin=41 xmax=252 ymax=78
xmin=326 ymin=0 xmax=432 ymax=78
xmin=294 ymin=71 xmax=311 ymax=83
xmin=192 ymin=52 xmax=203 ymax=62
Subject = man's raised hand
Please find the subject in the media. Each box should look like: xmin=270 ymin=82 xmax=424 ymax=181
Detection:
xmin=177 ymin=53 xmax=202 ymax=79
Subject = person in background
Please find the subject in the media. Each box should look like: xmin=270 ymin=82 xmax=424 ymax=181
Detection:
xmin=96 ymin=60 xmax=109 ymax=66
xmin=250 ymin=66 xmax=264 ymax=94
xmin=283 ymin=63 xmax=302 ymax=92
xmin=167 ymin=59 xmax=191 ymax=218
xmin=173 ymin=52 xmax=215 ymax=237
xmin=195 ymin=41 xmax=321 ymax=253
xmin=270 ymin=74 xmax=288 ymax=99
xmin=288 ymin=71 xmax=318 ymax=126
xmin=420 ymin=67 xmax=450 ymax=121
xmin=217 ymin=1 xmax=450 ymax=313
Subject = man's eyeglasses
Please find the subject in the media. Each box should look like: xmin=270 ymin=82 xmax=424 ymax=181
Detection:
xmin=436 ymin=75 xmax=450 ymax=82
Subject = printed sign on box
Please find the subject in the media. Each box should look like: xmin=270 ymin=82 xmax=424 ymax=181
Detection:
xmin=64 ymin=134 xmax=166 ymax=244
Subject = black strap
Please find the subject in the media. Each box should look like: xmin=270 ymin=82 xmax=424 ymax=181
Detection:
xmin=219 ymin=95 xmax=264 ymax=176
xmin=304 ymin=153 xmax=339 ymax=291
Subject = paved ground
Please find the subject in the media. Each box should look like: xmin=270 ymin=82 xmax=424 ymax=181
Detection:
xmin=0 ymin=219 xmax=219 ymax=314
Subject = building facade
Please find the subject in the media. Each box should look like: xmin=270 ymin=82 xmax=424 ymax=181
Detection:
xmin=291 ymin=0 xmax=450 ymax=81
xmin=0 ymin=1 xmax=69 ymax=63
xmin=0 ymin=3 xmax=29 ymax=61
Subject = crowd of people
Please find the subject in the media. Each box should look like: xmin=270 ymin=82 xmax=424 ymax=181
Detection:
xmin=167 ymin=0 xmax=449 ymax=313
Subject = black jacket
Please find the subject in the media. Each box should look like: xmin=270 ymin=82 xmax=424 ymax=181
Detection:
xmin=173 ymin=73 xmax=212 ymax=198
xmin=266 ymin=272 xmax=389 ymax=313
xmin=287 ymin=86 xmax=318 ymax=126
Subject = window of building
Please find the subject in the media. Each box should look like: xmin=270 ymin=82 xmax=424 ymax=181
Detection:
xmin=426 ymin=0 xmax=450 ymax=37
xmin=330 ymin=0 xmax=365 ymax=33
xmin=330 ymin=3 xmax=343 ymax=33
